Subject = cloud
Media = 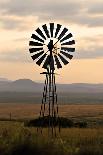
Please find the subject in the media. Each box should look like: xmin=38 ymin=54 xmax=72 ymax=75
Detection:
xmin=0 ymin=0 xmax=102 ymax=30
xmin=76 ymin=47 xmax=103 ymax=59
xmin=0 ymin=0 xmax=103 ymax=61
xmin=71 ymin=15 xmax=103 ymax=27
xmin=0 ymin=15 xmax=38 ymax=30
xmin=0 ymin=18 xmax=22 ymax=30
xmin=0 ymin=0 xmax=81 ymax=16
xmin=0 ymin=49 xmax=32 ymax=63
xmin=87 ymin=1 xmax=103 ymax=14
xmin=75 ymin=35 xmax=103 ymax=59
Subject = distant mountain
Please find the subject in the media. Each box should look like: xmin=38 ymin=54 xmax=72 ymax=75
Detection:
xmin=0 ymin=78 xmax=11 ymax=82
xmin=0 ymin=79 xmax=43 ymax=92
xmin=0 ymin=79 xmax=103 ymax=104
xmin=0 ymin=79 xmax=103 ymax=93
xmin=57 ymin=83 xmax=103 ymax=93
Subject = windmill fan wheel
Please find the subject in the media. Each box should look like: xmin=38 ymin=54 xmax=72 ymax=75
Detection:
xmin=29 ymin=23 xmax=75 ymax=70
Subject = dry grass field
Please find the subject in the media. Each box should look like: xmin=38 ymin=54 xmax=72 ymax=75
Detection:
xmin=0 ymin=121 xmax=103 ymax=155
xmin=0 ymin=103 xmax=103 ymax=122
xmin=0 ymin=104 xmax=103 ymax=155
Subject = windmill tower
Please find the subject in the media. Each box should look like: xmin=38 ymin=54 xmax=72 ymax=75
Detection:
xmin=29 ymin=23 xmax=75 ymax=136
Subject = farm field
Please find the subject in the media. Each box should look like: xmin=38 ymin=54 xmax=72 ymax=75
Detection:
xmin=0 ymin=104 xmax=103 ymax=155
xmin=0 ymin=103 xmax=103 ymax=121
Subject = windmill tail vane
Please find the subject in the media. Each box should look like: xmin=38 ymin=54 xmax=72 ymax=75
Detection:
xmin=29 ymin=23 xmax=75 ymax=136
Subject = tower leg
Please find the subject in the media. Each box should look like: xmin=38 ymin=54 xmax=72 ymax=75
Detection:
xmin=39 ymin=70 xmax=59 ymax=137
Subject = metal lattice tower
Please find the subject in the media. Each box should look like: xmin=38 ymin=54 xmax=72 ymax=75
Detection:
xmin=39 ymin=70 xmax=59 ymax=136
xmin=29 ymin=23 xmax=75 ymax=136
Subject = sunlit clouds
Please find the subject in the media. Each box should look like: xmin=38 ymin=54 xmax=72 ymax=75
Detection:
xmin=0 ymin=0 xmax=103 ymax=83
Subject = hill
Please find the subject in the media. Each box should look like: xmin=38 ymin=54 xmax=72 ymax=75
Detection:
xmin=0 ymin=78 xmax=103 ymax=104
xmin=0 ymin=78 xmax=103 ymax=93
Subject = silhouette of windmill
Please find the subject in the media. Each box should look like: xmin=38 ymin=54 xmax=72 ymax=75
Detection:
xmin=29 ymin=23 xmax=75 ymax=136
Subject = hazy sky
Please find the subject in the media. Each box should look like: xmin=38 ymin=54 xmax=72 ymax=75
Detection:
xmin=0 ymin=0 xmax=103 ymax=83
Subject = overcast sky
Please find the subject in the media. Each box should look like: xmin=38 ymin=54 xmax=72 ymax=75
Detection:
xmin=0 ymin=0 xmax=103 ymax=83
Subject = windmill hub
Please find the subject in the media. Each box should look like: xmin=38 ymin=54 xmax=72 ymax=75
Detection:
xmin=43 ymin=38 xmax=61 ymax=56
xmin=47 ymin=39 xmax=54 ymax=52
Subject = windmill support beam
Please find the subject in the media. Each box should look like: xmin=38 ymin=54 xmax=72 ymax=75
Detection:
xmin=39 ymin=68 xmax=59 ymax=137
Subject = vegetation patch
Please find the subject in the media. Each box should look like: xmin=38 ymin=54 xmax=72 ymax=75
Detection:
xmin=25 ymin=116 xmax=88 ymax=128
xmin=0 ymin=121 xmax=103 ymax=155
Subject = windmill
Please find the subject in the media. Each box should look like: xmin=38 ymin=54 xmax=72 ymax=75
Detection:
xmin=29 ymin=23 xmax=75 ymax=136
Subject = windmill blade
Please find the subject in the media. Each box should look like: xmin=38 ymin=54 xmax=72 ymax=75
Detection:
xmin=61 ymin=47 xmax=75 ymax=52
xmin=36 ymin=27 xmax=46 ymax=40
xmin=36 ymin=53 xmax=47 ymax=66
xmin=61 ymin=40 xmax=75 ymax=46
xmin=29 ymin=47 xmax=43 ymax=53
xmin=31 ymin=51 xmax=44 ymax=61
xmin=31 ymin=34 xmax=44 ymax=43
xmin=60 ymin=33 xmax=73 ymax=43
xmin=42 ymin=55 xmax=50 ymax=69
xmin=60 ymin=50 xmax=73 ymax=59
xmin=54 ymin=24 xmax=62 ymax=38
xmin=50 ymin=23 xmax=54 ymax=38
xmin=54 ymin=55 xmax=62 ymax=68
xmin=29 ymin=41 xmax=43 ymax=46
xmin=42 ymin=24 xmax=50 ymax=38
xmin=58 ymin=53 xmax=69 ymax=65
xmin=58 ymin=27 xmax=68 ymax=40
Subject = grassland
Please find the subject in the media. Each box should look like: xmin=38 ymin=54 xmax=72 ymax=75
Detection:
xmin=0 ymin=104 xmax=103 ymax=155
xmin=0 ymin=121 xmax=103 ymax=155
xmin=0 ymin=104 xmax=103 ymax=124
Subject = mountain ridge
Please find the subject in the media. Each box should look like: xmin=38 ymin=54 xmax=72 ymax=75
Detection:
xmin=0 ymin=78 xmax=103 ymax=93
xmin=0 ymin=78 xmax=103 ymax=104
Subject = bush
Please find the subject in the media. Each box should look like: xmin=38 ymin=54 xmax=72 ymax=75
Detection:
xmin=25 ymin=116 xmax=74 ymax=128
xmin=24 ymin=116 xmax=88 ymax=128
xmin=75 ymin=121 xmax=88 ymax=128
xmin=25 ymin=117 xmax=88 ymax=128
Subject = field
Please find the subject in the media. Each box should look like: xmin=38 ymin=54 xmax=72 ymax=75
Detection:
xmin=0 ymin=104 xmax=103 ymax=123
xmin=0 ymin=104 xmax=103 ymax=155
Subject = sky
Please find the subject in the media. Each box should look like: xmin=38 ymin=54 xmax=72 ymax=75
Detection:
xmin=0 ymin=0 xmax=103 ymax=83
